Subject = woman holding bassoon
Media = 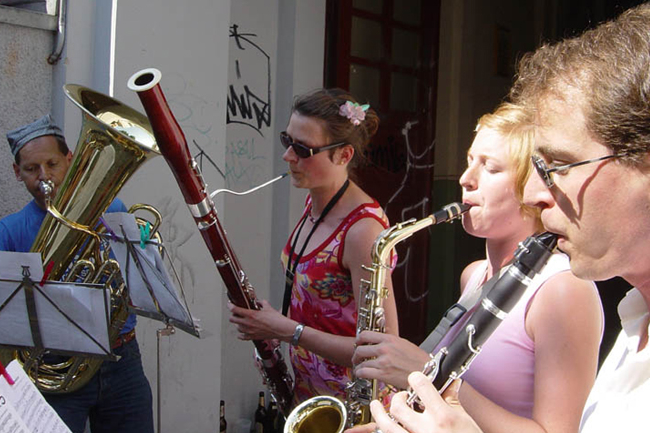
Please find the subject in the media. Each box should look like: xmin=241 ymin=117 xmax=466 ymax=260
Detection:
xmin=229 ymin=89 xmax=399 ymax=406
xmin=348 ymin=103 xmax=603 ymax=433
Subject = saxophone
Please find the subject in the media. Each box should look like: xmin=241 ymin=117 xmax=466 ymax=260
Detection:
xmin=283 ymin=202 xmax=470 ymax=433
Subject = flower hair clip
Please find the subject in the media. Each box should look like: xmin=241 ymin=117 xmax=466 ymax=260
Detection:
xmin=339 ymin=101 xmax=370 ymax=126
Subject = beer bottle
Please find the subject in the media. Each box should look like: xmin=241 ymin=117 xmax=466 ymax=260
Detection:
xmin=254 ymin=392 xmax=267 ymax=433
xmin=265 ymin=400 xmax=278 ymax=433
xmin=219 ymin=400 xmax=227 ymax=433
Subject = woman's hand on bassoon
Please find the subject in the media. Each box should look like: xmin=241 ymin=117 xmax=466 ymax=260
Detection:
xmin=228 ymin=299 xmax=297 ymax=342
xmin=352 ymin=331 xmax=431 ymax=390
xmin=370 ymin=373 xmax=482 ymax=433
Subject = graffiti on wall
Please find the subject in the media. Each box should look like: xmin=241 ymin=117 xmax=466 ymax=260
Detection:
xmin=225 ymin=137 xmax=267 ymax=188
xmin=385 ymin=120 xmax=436 ymax=303
xmin=226 ymin=24 xmax=273 ymax=189
xmin=227 ymin=24 xmax=272 ymax=136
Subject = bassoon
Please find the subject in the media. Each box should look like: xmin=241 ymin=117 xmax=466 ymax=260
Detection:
xmin=127 ymin=68 xmax=294 ymax=415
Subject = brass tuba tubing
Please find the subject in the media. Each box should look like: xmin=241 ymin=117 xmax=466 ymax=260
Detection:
xmin=1 ymin=85 xmax=160 ymax=394
xmin=283 ymin=202 xmax=470 ymax=433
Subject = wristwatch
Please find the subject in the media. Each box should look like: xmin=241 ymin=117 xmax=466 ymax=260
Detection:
xmin=291 ymin=323 xmax=305 ymax=347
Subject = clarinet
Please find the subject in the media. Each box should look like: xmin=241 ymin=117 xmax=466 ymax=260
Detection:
xmin=128 ymin=68 xmax=294 ymax=415
xmin=408 ymin=231 xmax=557 ymax=403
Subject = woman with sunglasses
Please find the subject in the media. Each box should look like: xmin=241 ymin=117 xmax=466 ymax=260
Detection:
xmin=348 ymin=103 xmax=603 ymax=433
xmin=229 ymin=88 xmax=399 ymax=405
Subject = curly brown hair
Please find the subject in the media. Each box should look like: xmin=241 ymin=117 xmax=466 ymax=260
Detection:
xmin=511 ymin=3 xmax=650 ymax=165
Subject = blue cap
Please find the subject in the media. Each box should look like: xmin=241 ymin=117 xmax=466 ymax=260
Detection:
xmin=6 ymin=114 xmax=65 ymax=157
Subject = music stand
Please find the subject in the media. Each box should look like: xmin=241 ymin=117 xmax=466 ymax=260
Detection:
xmin=0 ymin=251 xmax=113 ymax=359
xmin=101 ymin=213 xmax=201 ymax=337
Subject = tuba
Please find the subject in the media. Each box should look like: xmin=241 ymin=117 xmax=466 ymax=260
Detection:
xmin=0 ymin=85 xmax=160 ymax=393
xmin=283 ymin=203 xmax=470 ymax=433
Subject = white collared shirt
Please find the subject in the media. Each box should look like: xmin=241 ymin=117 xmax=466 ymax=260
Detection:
xmin=580 ymin=288 xmax=650 ymax=432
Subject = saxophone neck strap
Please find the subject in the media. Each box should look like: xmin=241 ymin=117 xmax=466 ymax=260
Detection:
xmin=419 ymin=264 xmax=503 ymax=353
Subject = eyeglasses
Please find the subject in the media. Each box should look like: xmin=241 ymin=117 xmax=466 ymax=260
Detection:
xmin=280 ymin=131 xmax=346 ymax=158
xmin=531 ymin=153 xmax=626 ymax=188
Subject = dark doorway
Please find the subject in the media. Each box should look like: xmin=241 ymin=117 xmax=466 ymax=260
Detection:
xmin=325 ymin=0 xmax=442 ymax=343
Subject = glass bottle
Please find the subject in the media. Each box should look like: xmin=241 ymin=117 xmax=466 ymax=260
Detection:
xmin=254 ymin=392 xmax=267 ymax=433
xmin=220 ymin=400 xmax=227 ymax=433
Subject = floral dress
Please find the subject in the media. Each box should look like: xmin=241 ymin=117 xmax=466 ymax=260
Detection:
xmin=282 ymin=195 xmax=391 ymax=404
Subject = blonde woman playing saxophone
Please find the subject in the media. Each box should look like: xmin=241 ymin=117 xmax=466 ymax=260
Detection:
xmin=347 ymin=103 xmax=603 ymax=433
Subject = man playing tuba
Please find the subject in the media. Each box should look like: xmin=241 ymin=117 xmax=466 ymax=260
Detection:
xmin=0 ymin=114 xmax=154 ymax=433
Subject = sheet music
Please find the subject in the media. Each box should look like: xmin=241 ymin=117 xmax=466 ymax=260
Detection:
xmin=102 ymin=212 xmax=198 ymax=334
xmin=0 ymin=360 xmax=71 ymax=433
xmin=0 ymin=252 xmax=43 ymax=281
xmin=0 ymin=251 xmax=112 ymax=356
xmin=0 ymin=395 xmax=30 ymax=433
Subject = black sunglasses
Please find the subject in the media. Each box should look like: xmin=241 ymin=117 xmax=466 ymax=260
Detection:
xmin=280 ymin=131 xmax=346 ymax=158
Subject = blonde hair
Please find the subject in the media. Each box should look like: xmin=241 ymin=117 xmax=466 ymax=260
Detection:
xmin=476 ymin=103 xmax=542 ymax=230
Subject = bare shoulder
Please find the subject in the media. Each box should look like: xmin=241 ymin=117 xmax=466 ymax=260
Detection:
xmin=344 ymin=214 xmax=386 ymax=249
xmin=340 ymin=206 xmax=388 ymax=271
xmin=527 ymin=270 xmax=603 ymax=337
xmin=460 ymin=260 xmax=486 ymax=294
xmin=534 ymin=271 xmax=601 ymax=310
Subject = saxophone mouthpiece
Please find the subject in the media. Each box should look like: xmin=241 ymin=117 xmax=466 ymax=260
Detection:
xmin=431 ymin=202 xmax=472 ymax=224
xmin=458 ymin=202 xmax=472 ymax=213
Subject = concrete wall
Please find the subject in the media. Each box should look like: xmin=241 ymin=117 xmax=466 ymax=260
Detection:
xmin=0 ymin=5 xmax=56 ymax=218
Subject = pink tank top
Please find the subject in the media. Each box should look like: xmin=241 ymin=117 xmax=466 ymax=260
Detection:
xmin=458 ymin=254 xmax=576 ymax=418
xmin=282 ymin=195 xmax=391 ymax=404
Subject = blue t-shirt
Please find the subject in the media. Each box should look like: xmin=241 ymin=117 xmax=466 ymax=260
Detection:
xmin=0 ymin=199 xmax=136 ymax=333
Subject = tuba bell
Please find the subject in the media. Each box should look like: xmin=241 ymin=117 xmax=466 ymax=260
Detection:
xmin=0 ymin=84 xmax=160 ymax=393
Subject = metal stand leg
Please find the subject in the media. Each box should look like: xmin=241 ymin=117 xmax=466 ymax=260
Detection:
xmin=156 ymin=324 xmax=175 ymax=433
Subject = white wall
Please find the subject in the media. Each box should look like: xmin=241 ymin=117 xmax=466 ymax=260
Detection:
xmin=112 ymin=2 xmax=231 ymax=432
xmin=222 ymin=0 xmax=281 ymax=426
xmin=223 ymin=0 xmax=326 ymax=426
